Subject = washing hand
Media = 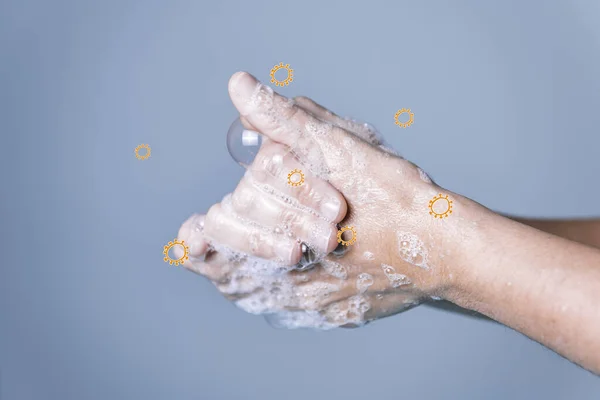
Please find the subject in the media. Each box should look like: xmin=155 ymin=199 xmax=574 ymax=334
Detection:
xmin=176 ymin=71 xmax=473 ymax=329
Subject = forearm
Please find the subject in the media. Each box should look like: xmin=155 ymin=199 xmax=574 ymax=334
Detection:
xmin=508 ymin=217 xmax=600 ymax=249
xmin=444 ymin=198 xmax=600 ymax=374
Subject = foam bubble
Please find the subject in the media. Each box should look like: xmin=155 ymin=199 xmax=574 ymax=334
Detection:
xmin=348 ymin=295 xmax=371 ymax=315
xmin=378 ymin=145 xmax=400 ymax=157
xmin=321 ymin=260 xmax=348 ymax=280
xmin=248 ymin=83 xmax=274 ymax=113
xmin=207 ymin=240 xmax=370 ymax=330
xmin=397 ymin=232 xmax=430 ymax=270
xmin=248 ymin=173 xmax=335 ymax=224
xmin=381 ymin=264 xmax=412 ymax=288
xmin=352 ymin=149 xmax=368 ymax=170
xmin=356 ymin=273 xmax=374 ymax=293
xmin=324 ymin=295 xmax=371 ymax=327
xmin=264 ymin=311 xmax=337 ymax=330
xmin=417 ymin=168 xmax=432 ymax=183
xmin=345 ymin=177 xmax=389 ymax=206
xmin=338 ymin=117 xmax=385 ymax=146
xmin=363 ymin=251 xmax=375 ymax=260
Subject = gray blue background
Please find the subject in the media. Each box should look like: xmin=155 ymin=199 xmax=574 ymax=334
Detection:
xmin=1 ymin=0 xmax=600 ymax=399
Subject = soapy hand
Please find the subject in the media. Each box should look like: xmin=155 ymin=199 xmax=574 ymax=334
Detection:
xmin=176 ymin=72 xmax=467 ymax=329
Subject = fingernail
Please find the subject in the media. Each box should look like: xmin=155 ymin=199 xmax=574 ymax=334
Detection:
xmin=322 ymin=225 xmax=337 ymax=253
xmin=320 ymin=198 xmax=341 ymax=221
xmin=229 ymin=72 xmax=261 ymax=116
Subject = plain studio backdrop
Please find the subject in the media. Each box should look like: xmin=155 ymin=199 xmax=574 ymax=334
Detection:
xmin=1 ymin=0 xmax=600 ymax=399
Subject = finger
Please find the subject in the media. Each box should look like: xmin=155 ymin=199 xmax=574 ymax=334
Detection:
xmin=228 ymin=71 xmax=338 ymax=148
xmin=249 ymin=139 xmax=347 ymax=223
xmin=176 ymin=214 xmax=233 ymax=280
xmin=239 ymin=115 xmax=258 ymax=131
xmin=176 ymin=214 xmax=209 ymax=258
xmin=183 ymin=249 xmax=238 ymax=283
xmin=242 ymin=98 xmax=374 ymax=144
xmin=228 ymin=72 xmax=369 ymax=185
xmin=228 ymin=179 xmax=339 ymax=255
xmin=203 ymin=201 xmax=302 ymax=266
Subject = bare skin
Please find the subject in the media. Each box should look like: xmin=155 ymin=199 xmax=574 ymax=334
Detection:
xmin=511 ymin=218 xmax=600 ymax=249
xmin=176 ymin=71 xmax=600 ymax=374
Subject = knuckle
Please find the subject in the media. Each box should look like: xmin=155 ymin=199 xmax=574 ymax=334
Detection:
xmin=256 ymin=145 xmax=287 ymax=177
xmin=231 ymin=184 xmax=255 ymax=214
xmin=204 ymin=203 xmax=223 ymax=235
xmin=254 ymin=141 xmax=282 ymax=165
xmin=270 ymin=123 xmax=289 ymax=139
xmin=294 ymin=179 xmax=317 ymax=205
xmin=278 ymin=207 xmax=303 ymax=230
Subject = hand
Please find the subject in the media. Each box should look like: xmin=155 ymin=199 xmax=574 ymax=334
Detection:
xmin=176 ymin=72 xmax=468 ymax=329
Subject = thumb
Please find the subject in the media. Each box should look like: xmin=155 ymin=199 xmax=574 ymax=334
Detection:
xmin=228 ymin=71 xmax=371 ymax=187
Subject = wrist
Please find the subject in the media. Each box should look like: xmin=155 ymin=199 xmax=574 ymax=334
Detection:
xmin=428 ymin=191 xmax=494 ymax=303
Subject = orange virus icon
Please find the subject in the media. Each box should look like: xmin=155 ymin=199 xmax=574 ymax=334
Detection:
xmin=163 ymin=239 xmax=189 ymax=266
xmin=337 ymin=226 xmax=357 ymax=246
xmin=428 ymin=194 xmax=453 ymax=218
xmin=287 ymin=169 xmax=305 ymax=187
xmin=135 ymin=144 xmax=151 ymax=160
xmin=270 ymin=62 xmax=294 ymax=87
xmin=394 ymin=108 xmax=414 ymax=128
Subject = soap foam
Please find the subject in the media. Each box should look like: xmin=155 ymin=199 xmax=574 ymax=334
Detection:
xmin=397 ymin=232 xmax=430 ymax=270
xmin=363 ymin=251 xmax=375 ymax=260
xmin=321 ymin=260 xmax=348 ymax=280
xmin=206 ymin=239 xmax=373 ymax=330
xmin=381 ymin=264 xmax=412 ymax=288
xmin=417 ymin=168 xmax=432 ymax=183
xmin=356 ymin=273 xmax=374 ymax=293
xmin=217 ymin=83 xmax=417 ymax=329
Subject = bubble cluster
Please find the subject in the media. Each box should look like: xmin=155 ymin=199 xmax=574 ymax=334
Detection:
xmin=339 ymin=117 xmax=384 ymax=146
xmin=381 ymin=264 xmax=412 ymax=288
xmin=204 ymin=239 xmax=377 ymax=330
xmin=363 ymin=251 xmax=375 ymax=260
xmin=242 ymin=82 xmax=334 ymax=181
xmin=397 ymin=232 xmax=430 ymax=270
xmin=417 ymin=168 xmax=432 ymax=183
xmin=324 ymin=295 xmax=371 ymax=327
xmin=356 ymin=273 xmax=374 ymax=293
xmin=344 ymin=177 xmax=389 ymax=206
xmin=321 ymin=260 xmax=348 ymax=280
xmin=216 ymin=79 xmax=429 ymax=330
xmin=249 ymin=82 xmax=275 ymax=113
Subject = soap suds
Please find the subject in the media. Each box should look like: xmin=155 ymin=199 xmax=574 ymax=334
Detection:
xmin=363 ymin=251 xmax=375 ymax=260
xmin=381 ymin=264 xmax=412 ymax=288
xmin=321 ymin=260 xmax=348 ymax=280
xmin=397 ymin=232 xmax=430 ymax=270
xmin=417 ymin=168 xmax=432 ymax=183
xmin=356 ymin=273 xmax=374 ymax=293
xmin=206 ymin=237 xmax=376 ymax=330
xmin=213 ymin=84 xmax=420 ymax=329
